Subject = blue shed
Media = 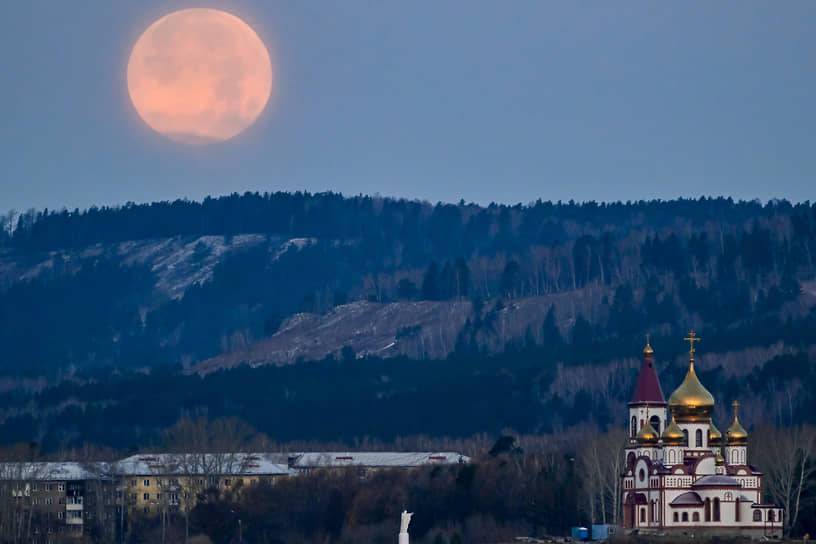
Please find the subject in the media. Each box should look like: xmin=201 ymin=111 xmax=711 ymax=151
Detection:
xmin=571 ymin=526 xmax=589 ymax=541
xmin=591 ymin=524 xmax=618 ymax=540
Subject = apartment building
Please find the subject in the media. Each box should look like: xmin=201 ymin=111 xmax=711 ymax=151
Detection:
xmin=0 ymin=450 xmax=469 ymax=541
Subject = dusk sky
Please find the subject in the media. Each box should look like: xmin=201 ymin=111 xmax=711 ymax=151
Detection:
xmin=2 ymin=1 xmax=815 ymax=213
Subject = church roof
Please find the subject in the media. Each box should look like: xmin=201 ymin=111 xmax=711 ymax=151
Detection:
xmin=692 ymin=474 xmax=741 ymax=487
xmin=629 ymin=347 xmax=666 ymax=405
xmin=670 ymin=491 xmax=703 ymax=506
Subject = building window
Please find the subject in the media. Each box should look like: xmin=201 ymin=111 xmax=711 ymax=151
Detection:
xmin=735 ymin=498 xmax=740 ymax=522
xmin=224 ymin=479 xmax=231 ymax=487
xmin=705 ymin=498 xmax=711 ymax=522
xmin=143 ymin=480 xmax=150 ymax=487
xmin=682 ymin=512 xmax=688 ymax=522
xmin=650 ymin=415 xmax=661 ymax=435
xmin=630 ymin=415 xmax=636 ymax=438
xmin=692 ymin=512 xmax=700 ymax=522
xmin=46 ymin=498 xmax=52 ymax=505
xmin=768 ymin=510 xmax=775 ymax=522
xmin=144 ymin=507 xmax=150 ymax=514
xmin=58 ymin=483 xmax=65 ymax=492
xmin=156 ymin=493 xmax=161 ymax=501
xmin=683 ymin=430 xmax=689 ymax=445
xmin=131 ymin=480 xmax=137 ymax=487
xmin=713 ymin=498 xmax=720 ymax=521
xmin=673 ymin=512 xmax=679 ymax=522
xmin=143 ymin=493 xmax=149 ymax=501
xmin=695 ymin=429 xmax=703 ymax=448
xmin=57 ymin=512 xmax=64 ymax=520
xmin=639 ymin=469 xmax=645 ymax=482
xmin=640 ymin=508 xmax=646 ymax=523
xmin=753 ymin=510 xmax=762 ymax=522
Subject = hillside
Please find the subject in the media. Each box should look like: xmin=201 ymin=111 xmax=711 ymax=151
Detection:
xmin=0 ymin=193 xmax=815 ymax=448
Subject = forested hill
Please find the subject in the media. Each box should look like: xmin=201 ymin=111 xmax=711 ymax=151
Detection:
xmin=1 ymin=193 xmax=814 ymax=374
xmin=0 ymin=193 xmax=815 ymax=449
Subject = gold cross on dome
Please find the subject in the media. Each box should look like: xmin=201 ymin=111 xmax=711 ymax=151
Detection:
xmin=684 ymin=330 xmax=701 ymax=361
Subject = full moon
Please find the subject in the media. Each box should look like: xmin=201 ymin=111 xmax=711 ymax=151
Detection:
xmin=127 ymin=8 xmax=273 ymax=144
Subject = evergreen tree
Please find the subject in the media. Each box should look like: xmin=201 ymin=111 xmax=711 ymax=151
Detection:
xmin=421 ymin=262 xmax=440 ymax=301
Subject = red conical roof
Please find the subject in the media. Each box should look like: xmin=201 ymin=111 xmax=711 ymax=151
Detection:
xmin=629 ymin=348 xmax=666 ymax=405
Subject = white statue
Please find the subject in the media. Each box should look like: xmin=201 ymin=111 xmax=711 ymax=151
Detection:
xmin=399 ymin=510 xmax=413 ymax=544
xmin=399 ymin=510 xmax=413 ymax=533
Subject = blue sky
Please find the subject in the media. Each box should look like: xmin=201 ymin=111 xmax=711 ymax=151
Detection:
xmin=1 ymin=1 xmax=814 ymax=212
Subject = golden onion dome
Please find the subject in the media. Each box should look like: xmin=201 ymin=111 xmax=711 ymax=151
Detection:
xmin=726 ymin=401 xmax=748 ymax=445
xmin=636 ymin=420 xmax=659 ymax=445
xmin=716 ymin=452 xmax=725 ymax=466
xmin=708 ymin=420 xmax=723 ymax=446
xmin=662 ymin=416 xmax=685 ymax=446
xmin=668 ymin=362 xmax=715 ymax=422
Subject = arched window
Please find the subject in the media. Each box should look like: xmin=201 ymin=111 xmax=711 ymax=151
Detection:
xmin=724 ymin=492 xmax=732 ymax=501
xmin=735 ymin=498 xmax=741 ymax=522
xmin=683 ymin=429 xmax=689 ymax=446
xmin=713 ymin=498 xmax=720 ymax=521
xmin=639 ymin=469 xmax=646 ymax=482
xmin=669 ymin=450 xmax=676 ymax=464
xmin=695 ymin=429 xmax=703 ymax=447
xmin=753 ymin=510 xmax=762 ymax=522
xmin=640 ymin=508 xmax=646 ymax=523
xmin=768 ymin=510 xmax=775 ymax=522
xmin=692 ymin=512 xmax=700 ymax=522
xmin=682 ymin=512 xmax=689 ymax=522
xmin=705 ymin=498 xmax=711 ymax=522
xmin=631 ymin=416 xmax=637 ymax=438
xmin=650 ymin=415 xmax=661 ymax=435
xmin=673 ymin=512 xmax=679 ymax=522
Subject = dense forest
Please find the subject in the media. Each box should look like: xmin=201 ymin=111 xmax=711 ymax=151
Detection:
xmin=0 ymin=193 xmax=813 ymax=374
xmin=0 ymin=193 xmax=814 ymax=450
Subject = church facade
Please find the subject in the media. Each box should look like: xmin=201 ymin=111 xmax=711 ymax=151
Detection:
xmin=621 ymin=332 xmax=783 ymax=538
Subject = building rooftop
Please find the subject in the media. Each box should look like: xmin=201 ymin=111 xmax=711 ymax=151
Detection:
xmin=0 ymin=451 xmax=470 ymax=480
xmin=0 ymin=462 xmax=101 ymax=481
xmin=113 ymin=453 xmax=295 ymax=477
xmin=629 ymin=349 xmax=666 ymax=405
xmin=290 ymin=451 xmax=470 ymax=468
xmin=692 ymin=474 xmax=741 ymax=487
xmin=670 ymin=491 xmax=704 ymax=506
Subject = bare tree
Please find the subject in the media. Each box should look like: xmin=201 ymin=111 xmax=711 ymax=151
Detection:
xmin=576 ymin=428 xmax=627 ymax=525
xmin=163 ymin=417 xmax=255 ymax=544
xmin=752 ymin=423 xmax=816 ymax=535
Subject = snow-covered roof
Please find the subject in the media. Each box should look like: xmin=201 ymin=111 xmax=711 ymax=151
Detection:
xmin=113 ymin=453 xmax=294 ymax=477
xmin=0 ymin=451 xmax=470 ymax=480
xmin=289 ymin=451 xmax=470 ymax=468
xmin=0 ymin=462 xmax=103 ymax=481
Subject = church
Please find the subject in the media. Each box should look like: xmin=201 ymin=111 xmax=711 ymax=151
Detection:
xmin=621 ymin=332 xmax=783 ymax=538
